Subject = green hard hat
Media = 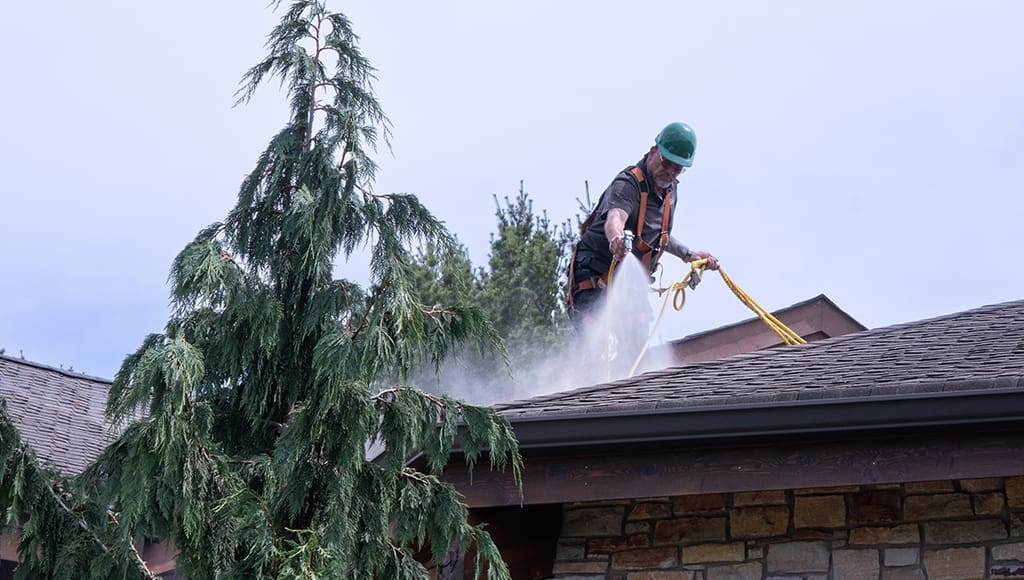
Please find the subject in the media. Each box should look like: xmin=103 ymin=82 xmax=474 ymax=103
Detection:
xmin=655 ymin=122 xmax=697 ymax=167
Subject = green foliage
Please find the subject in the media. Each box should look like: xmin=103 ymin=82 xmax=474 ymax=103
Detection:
xmin=0 ymin=2 xmax=521 ymax=578
xmin=476 ymin=182 xmax=574 ymax=361
xmin=407 ymin=182 xmax=574 ymax=400
xmin=407 ymin=238 xmax=475 ymax=311
xmin=0 ymin=401 xmax=156 ymax=579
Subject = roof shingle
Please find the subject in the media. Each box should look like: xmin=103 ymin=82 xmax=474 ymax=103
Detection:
xmin=0 ymin=355 xmax=113 ymax=475
xmin=495 ymin=299 xmax=1024 ymax=420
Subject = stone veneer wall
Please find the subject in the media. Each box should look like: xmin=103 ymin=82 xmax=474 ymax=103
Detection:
xmin=553 ymin=477 xmax=1024 ymax=580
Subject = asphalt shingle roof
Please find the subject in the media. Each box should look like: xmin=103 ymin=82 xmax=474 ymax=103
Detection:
xmin=0 ymin=355 xmax=113 ymax=475
xmin=495 ymin=299 xmax=1024 ymax=421
xmin=6 ymin=300 xmax=1024 ymax=471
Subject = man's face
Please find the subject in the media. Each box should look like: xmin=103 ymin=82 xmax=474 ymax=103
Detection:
xmin=648 ymin=146 xmax=685 ymax=189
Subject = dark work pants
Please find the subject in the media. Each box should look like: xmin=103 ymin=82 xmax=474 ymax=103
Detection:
xmin=568 ymin=256 xmax=607 ymax=332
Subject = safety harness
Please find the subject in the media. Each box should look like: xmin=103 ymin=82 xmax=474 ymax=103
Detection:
xmin=567 ymin=165 xmax=674 ymax=307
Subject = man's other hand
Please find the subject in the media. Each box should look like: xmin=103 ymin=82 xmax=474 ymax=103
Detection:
xmin=691 ymin=250 xmax=719 ymax=270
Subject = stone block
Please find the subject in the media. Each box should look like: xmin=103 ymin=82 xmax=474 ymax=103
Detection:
xmin=563 ymin=506 xmax=626 ymax=537
xmin=794 ymin=495 xmax=846 ymax=528
xmin=553 ymin=560 xmax=610 ymax=575
xmin=848 ymin=490 xmax=900 ymax=524
xmin=611 ymin=547 xmax=679 ymax=570
xmin=904 ymin=493 xmax=972 ymax=520
xmin=1013 ymin=513 xmax=1024 ymax=537
xmin=991 ymin=564 xmax=1024 ymax=577
xmin=653 ymin=517 xmax=727 ymax=545
xmin=589 ymin=534 xmax=650 ymax=554
xmin=832 ymin=549 xmax=880 ymax=580
xmin=626 ymin=522 xmax=651 ymax=534
xmin=1007 ymin=477 xmax=1024 ymax=508
xmin=849 ymin=524 xmax=920 ymax=545
xmin=730 ymin=507 xmax=789 ymax=539
xmin=992 ymin=541 xmax=1024 ymax=561
xmin=905 ymin=480 xmax=954 ymax=494
xmin=557 ymin=539 xmax=586 ymax=560
xmin=795 ymin=485 xmax=862 ymax=494
xmin=681 ymin=542 xmax=744 ymax=564
xmin=626 ymin=572 xmax=694 ymax=580
xmin=881 ymin=568 xmax=926 ymax=580
xmin=734 ymin=491 xmax=787 ymax=506
xmin=960 ymin=477 xmax=1003 ymax=492
xmin=975 ymin=492 xmax=1006 ymax=516
xmin=923 ymin=519 xmax=1007 ymax=544
xmin=672 ymin=494 xmax=726 ymax=514
xmin=794 ymin=529 xmax=834 ymax=541
xmin=884 ymin=547 xmax=920 ymax=566
xmin=705 ymin=562 xmax=763 ymax=580
xmin=923 ymin=547 xmax=985 ymax=580
xmin=629 ymin=502 xmax=673 ymax=520
xmin=766 ymin=541 xmax=830 ymax=573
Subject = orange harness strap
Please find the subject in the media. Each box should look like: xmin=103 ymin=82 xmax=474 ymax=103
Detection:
xmin=628 ymin=166 xmax=672 ymax=273
xmin=568 ymin=164 xmax=672 ymax=306
xmin=575 ymin=276 xmax=607 ymax=292
xmin=632 ymin=167 xmax=651 ymax=253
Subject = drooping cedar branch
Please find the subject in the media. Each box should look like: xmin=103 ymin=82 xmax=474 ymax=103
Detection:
xmin=2 ymin=2 xmax=520 ymax=578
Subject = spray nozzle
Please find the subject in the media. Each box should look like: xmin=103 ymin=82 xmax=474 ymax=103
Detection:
xmin=622 ymin=230 xmax=635 ymax=254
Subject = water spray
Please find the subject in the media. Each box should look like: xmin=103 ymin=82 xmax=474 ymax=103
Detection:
xmin=607 ymin=230 xmax=635 ymax=284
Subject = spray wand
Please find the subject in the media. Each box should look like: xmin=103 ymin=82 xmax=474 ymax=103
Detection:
xmin=606 ymin=230 xmax=634 ymax=285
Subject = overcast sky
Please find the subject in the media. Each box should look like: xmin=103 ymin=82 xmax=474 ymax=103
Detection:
xmin=2 ymin=1 xmax=1022 ymax=379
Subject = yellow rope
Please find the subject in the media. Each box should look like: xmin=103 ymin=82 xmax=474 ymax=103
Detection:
xmin=627 ymin=259 xmax=805 ymax=377
xmin=717 ymin=268 xmax=805 ymax=346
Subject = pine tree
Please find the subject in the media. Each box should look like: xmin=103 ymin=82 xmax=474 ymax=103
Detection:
xmin=404 ymin=183 xmax=575 ymax=404
xmin=407 ymin=238 xmax=476 ymax=314
xmin=0 ymin=2 xmax=521 ymax=578
xmin=475 ymin=183 xmax=573 ymax=363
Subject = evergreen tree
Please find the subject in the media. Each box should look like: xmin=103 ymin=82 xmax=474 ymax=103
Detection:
xmin=407 ymin=238 xmax=476 ymax=313
xmin=405 ymin=183 xmax=574 ymax=403
xmin=0 ymin=2 xmax=521 ymax=578
xmin=475 ymin=183 xmax=573 ymax=363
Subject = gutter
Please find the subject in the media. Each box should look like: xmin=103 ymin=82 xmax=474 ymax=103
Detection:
xmin=488 ymin=386 xmax=1024 ymax=456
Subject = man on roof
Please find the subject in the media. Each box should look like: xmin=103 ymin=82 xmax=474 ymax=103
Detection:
xmin=567 ymin=121 xmax=720 ymax=332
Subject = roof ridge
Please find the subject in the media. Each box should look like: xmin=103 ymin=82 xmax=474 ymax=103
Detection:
xmin=0 ymin=353 xmax=112 ymax=384
xmin=670 ymin=293 xmax=865 ymax=344
xmin=681 ymin=297 xmax=1024 ymax=367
